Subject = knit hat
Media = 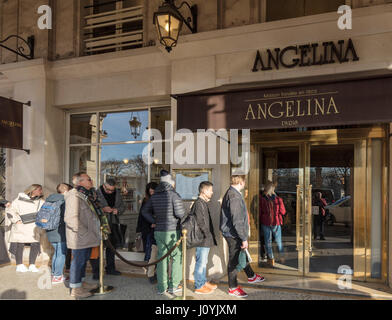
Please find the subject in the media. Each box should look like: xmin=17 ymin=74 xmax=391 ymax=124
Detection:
xmin=160 ymin=170 xmax=175 ymax=187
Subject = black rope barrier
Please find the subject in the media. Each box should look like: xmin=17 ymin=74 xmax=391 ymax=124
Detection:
xmin=105 ymin=237 xmax=183 ymax=268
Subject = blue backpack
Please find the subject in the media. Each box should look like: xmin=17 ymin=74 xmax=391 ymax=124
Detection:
xmin=35 ymin=200 xmax=64 ymax=230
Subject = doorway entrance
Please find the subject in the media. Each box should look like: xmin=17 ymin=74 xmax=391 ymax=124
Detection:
xmin=246 ymin=126 xmax=387 ymax=282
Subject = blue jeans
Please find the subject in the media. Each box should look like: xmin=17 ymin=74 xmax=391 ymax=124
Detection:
xmin=70 ymin=248 xmax=92 ymax=288
xmin=144 ymin=232 xmax=153 ymax=262
xmin=194 ymin=247 xmax=210 ymax=289
xmin=262 ymin=225 xmax=283 ymax=259
xmin=50 ymin=242 xmax=67 ymax=277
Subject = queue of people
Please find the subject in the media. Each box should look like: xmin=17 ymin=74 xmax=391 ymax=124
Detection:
xmin=0 ymin=169 xmax=332 ymax=299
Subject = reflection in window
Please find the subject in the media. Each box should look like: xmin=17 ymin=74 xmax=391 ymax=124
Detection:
xmin=100 ymin=110 xmax=148 ymax=143
xmin=100 ymin=144 xmax=148 ymax=215
xmin=70 ymin=114 xmax=97 ymax=145
xmin=151 ymin=107 xmax=171 ymax=140
xmin=151 ymin=141 xmax=170 ymax=183
xmin=69 ymin=146 xmax=97 ymax=185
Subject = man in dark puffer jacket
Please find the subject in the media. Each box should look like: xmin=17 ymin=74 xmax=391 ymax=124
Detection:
xmin=142 ymin=170 xmax=185 ymax=295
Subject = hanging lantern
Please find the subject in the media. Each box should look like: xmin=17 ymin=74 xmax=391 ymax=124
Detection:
xmin=129 ymin=115 xmax=142 ymax=139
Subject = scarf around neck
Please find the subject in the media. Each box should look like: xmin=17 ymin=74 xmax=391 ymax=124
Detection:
xmin=76 ymin=186 xmax=111 ymax=239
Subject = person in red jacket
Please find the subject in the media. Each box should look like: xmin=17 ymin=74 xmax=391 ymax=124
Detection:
xmin=259 ymin=181 xmax=286 ymax=267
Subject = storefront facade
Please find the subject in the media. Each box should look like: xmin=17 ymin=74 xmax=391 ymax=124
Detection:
xmin=0 ymin=2 xmax=391 ymax=286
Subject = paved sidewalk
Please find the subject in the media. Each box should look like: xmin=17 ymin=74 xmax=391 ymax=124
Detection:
xmin=0 ymin=264 xmax=364 ymax=300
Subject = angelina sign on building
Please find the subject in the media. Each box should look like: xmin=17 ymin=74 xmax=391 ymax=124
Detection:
xmin=0 ymin=97 xmax=23 ymax=150
xmin=177 ymin=77 xmax=392 ymax=130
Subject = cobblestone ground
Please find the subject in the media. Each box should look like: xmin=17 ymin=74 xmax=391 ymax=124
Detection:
xmin=0 ymin=265 xmax=354 ymax=300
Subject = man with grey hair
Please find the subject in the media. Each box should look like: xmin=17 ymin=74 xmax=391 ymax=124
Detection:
xmin=142 ymin=170 xmax=185 ymax=295
xmin=92 ymin=177 xmax=125 ymax=278
xmin=64 ymin=172 xmax=100 ymax=298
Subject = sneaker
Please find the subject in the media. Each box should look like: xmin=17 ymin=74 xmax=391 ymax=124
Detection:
xmin=205 ymin=282 xmax=218 ymax=290
xmin=157 ymin=289 xmax=167 ymax=295
xmin=70 ymin=287 xmax=93 ymax=299
xmin=168 ymin=285 xmax=182 ymax=294
xmin=82 ymin=281 xmax=99 ymax=290
xmin=195 ymin=285 xmax=213 ymax=295
xmin=16 ymin=264 xmax=28 ymax=273
xmin=228 ymin=286 xmax=248 ymax=298
xmin=148 ymin=276 xmax=157 ymax=284
xmin=248 ymin=274 xmax=265 ymax=284
xmin=52 ymin=276 xmax=65 ymax=284
xmin=28 ymin=264 xmax=39 ymax=273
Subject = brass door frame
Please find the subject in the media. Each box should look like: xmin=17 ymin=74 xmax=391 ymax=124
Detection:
xmin=249 ymin=126 xmax=388 ymax=282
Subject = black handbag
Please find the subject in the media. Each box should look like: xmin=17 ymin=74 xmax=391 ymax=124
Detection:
xmin=20 ymin=212 xmax=38 ymax=224
xmin=109 ymin=214 xmax=127 ymax=248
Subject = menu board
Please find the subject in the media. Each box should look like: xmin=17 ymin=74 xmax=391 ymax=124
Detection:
xmin=175 ymin=170 xmax=211 ymax=200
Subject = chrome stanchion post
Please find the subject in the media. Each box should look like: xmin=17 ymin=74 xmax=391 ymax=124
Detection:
xmin=91 ymin=227 xmax=114 ymax=295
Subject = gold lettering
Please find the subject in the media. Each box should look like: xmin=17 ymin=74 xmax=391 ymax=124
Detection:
xmin=268 ymin=101 xmax=284 ymax=119
xmin=286 ymin=101 xmax=295 ymax=117
xmin=307 ymin=99 xmax=311 ymax=116
xmin=257 ymin=103 xmax=267 ymax=119
xmin=245 ymin=104 xmax=256 ymax=120
xmin=314 ymin=98 xmax=325 ymax=116
xmin=297 ymin=100 xmax=305 ymax=117
xmin=327 ymin=97 xmax=340 ymax=114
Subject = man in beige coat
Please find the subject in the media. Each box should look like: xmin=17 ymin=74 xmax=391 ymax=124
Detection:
xmin=64 ymin=172 xmax=100 ymax=299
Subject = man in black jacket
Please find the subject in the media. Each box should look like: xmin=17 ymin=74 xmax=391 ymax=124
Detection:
xmin=141 ymin=170 xmax=185 ymax=295
xmin=193 ymin=181 xmax=217 ymax=295
xmin=90 ymin=178 xmax=126 ymax=278
xmin=220 ymin=175 xmax=265 ymax=298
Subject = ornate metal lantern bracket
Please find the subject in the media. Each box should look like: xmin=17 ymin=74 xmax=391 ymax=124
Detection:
xmin=0 ymin=35 xmax=35 ymax=60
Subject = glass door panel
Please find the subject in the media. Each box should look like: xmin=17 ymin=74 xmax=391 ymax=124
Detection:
xmin=258 ymin=146 xmax=302 ymax=272
xmin=307 ymin=144 xmax=355 ymax=275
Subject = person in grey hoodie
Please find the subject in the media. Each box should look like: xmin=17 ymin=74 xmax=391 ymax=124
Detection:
xmin=45 ymin=183 xmax=73 ymax=284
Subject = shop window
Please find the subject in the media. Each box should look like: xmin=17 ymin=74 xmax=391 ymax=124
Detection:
xmin=151 ymin=107 xmax=171 ymax=141
xmin=68 ymin=106 xmax=171 ymax=196
xmin=70 ymin=114 xmax=97 ymax=145
xmin=69 ymin=145 xmax=97 ymax=185
xmin=99 ymin=143 xmax=148 ymax=216
xmin=100 ymin=110 xmax=149 ymax=143
xmin=266 ymin=0 xmax=346 ymax=22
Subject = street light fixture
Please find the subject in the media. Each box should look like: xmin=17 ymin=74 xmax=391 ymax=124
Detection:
xmin=153 ymin=0 xmax=197 ymax=53
xmin=129 ymin=113 xmax=142 ymax=139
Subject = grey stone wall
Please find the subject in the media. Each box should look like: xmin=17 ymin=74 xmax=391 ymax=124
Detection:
xmin=2 ymin=0 xmax=391 ymax=63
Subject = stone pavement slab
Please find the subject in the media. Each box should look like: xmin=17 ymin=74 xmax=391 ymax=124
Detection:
xmin=0 ymin=265 xmax=356 ymax=300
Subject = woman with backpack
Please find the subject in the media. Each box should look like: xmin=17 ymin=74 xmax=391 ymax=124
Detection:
xmin=43 ymin=183 xmax=73 ymax=284
xmin=7 ymin=184 xmax=45 ymax=273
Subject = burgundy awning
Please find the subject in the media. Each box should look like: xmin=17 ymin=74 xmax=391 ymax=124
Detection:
xmin=176 ymin=76 xmax=392 ymax=131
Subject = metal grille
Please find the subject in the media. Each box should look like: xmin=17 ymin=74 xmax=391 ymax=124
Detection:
xmin=83 ymin=1 xmax=143 ymax=55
